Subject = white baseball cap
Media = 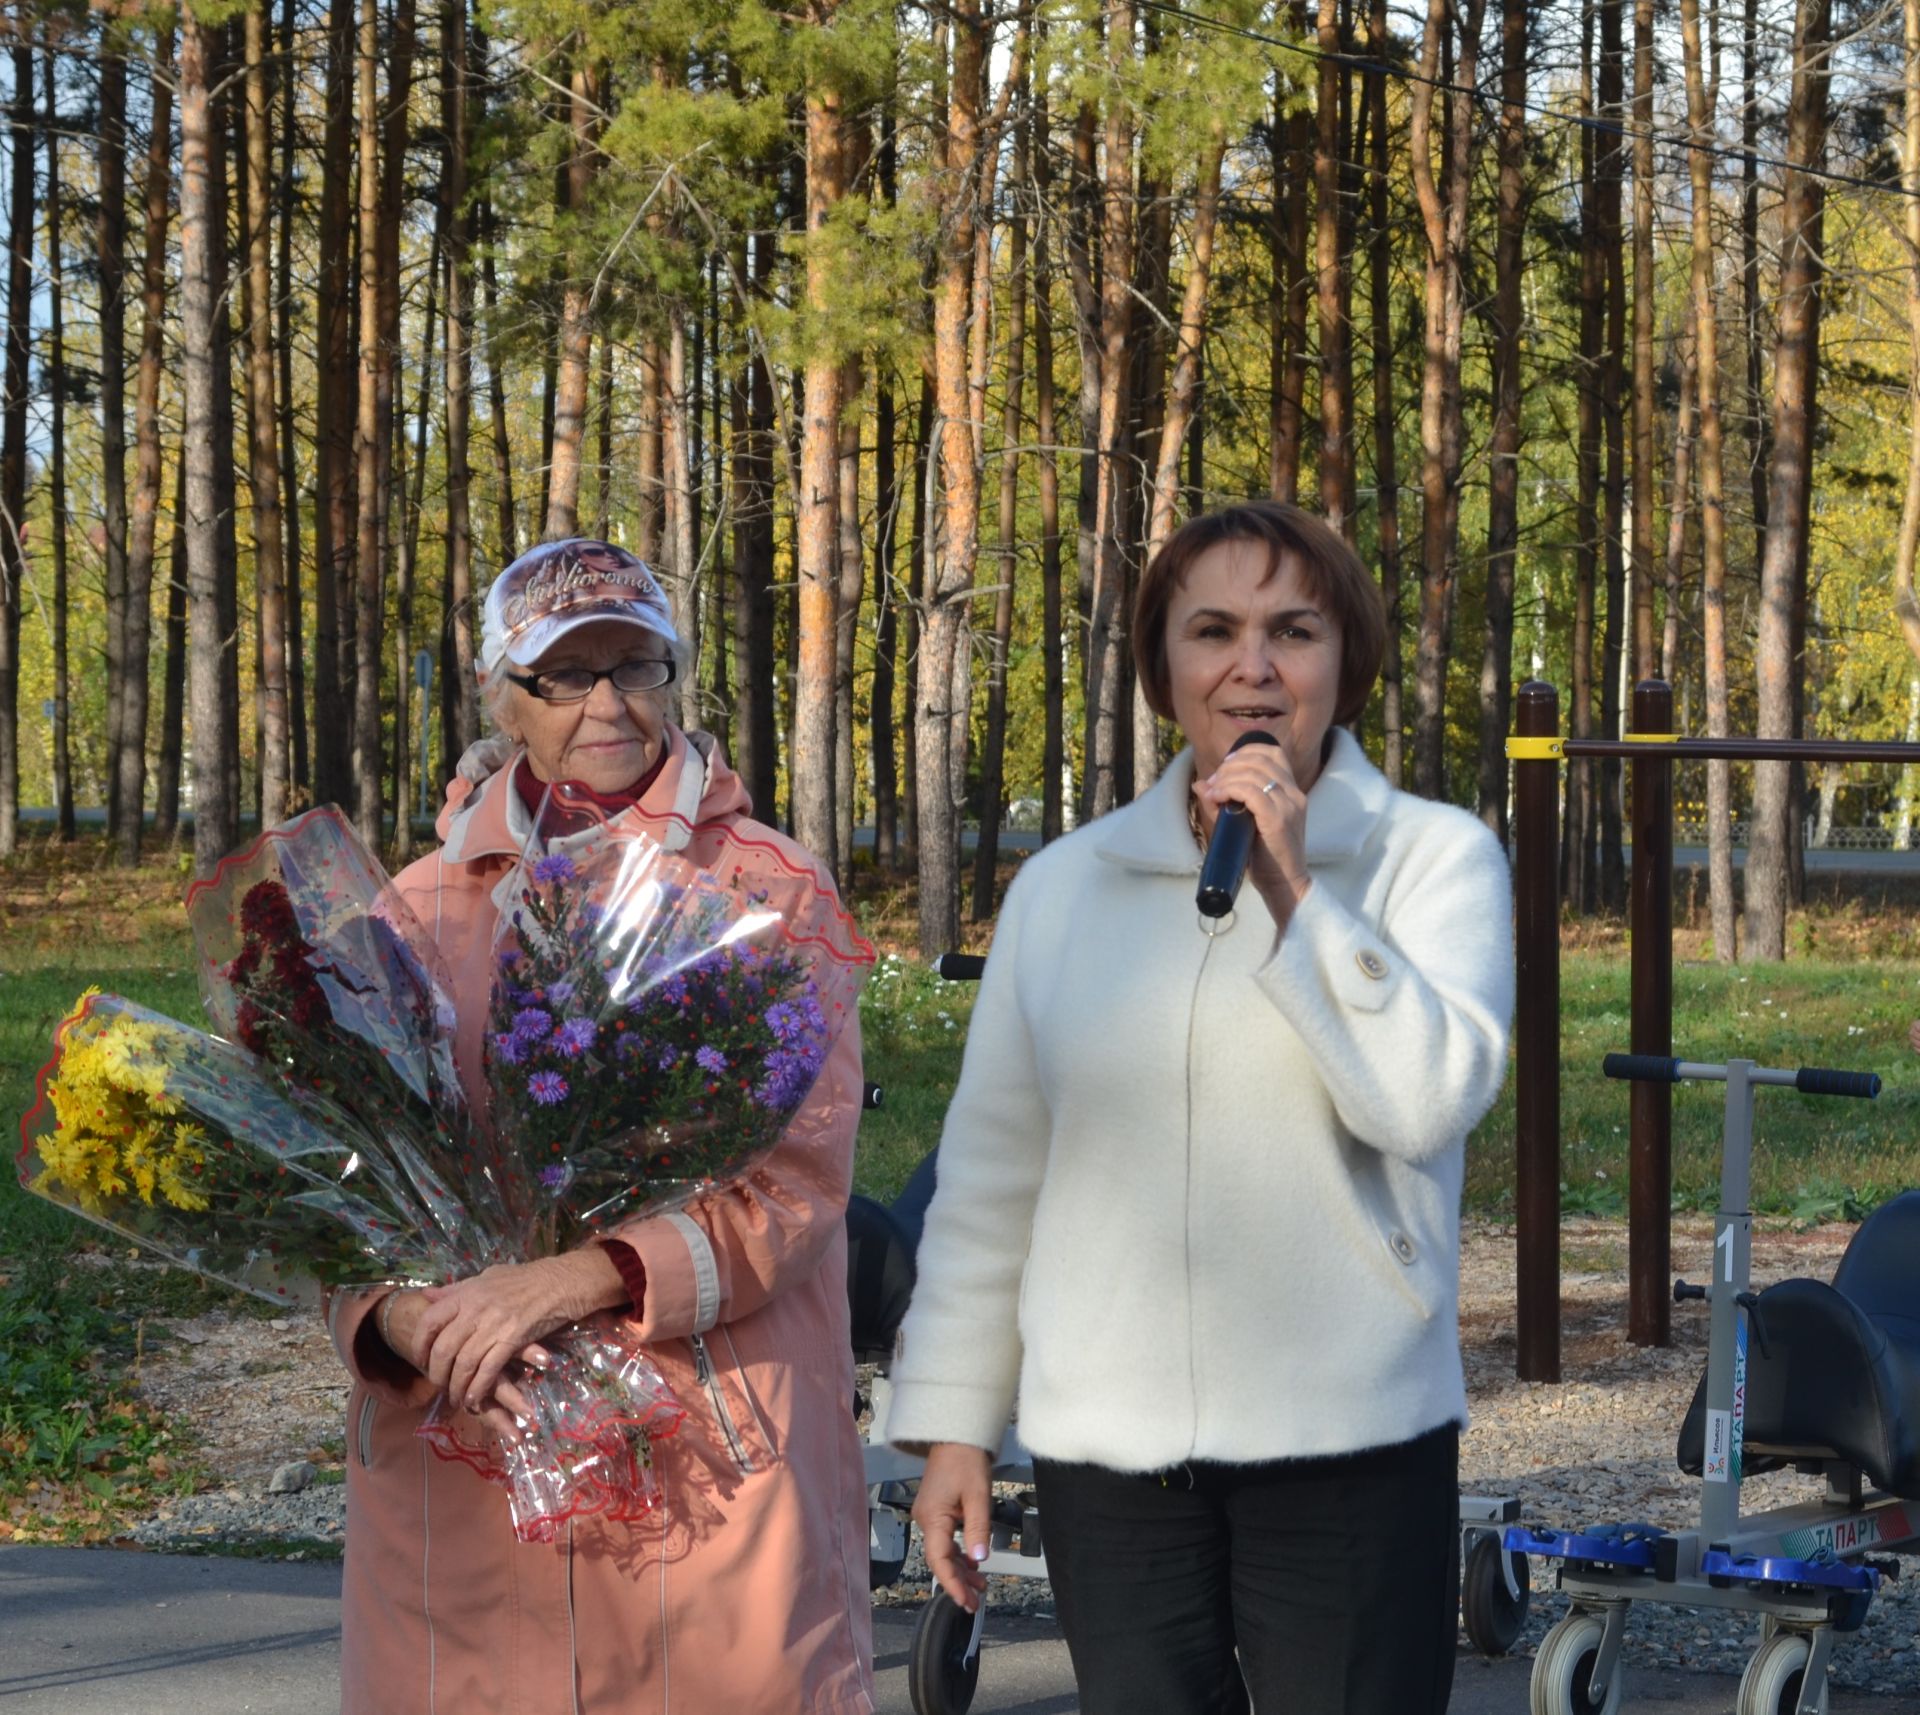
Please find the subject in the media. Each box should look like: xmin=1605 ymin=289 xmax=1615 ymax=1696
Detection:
xmin=478 ymin=538 xmax=679 ymax=674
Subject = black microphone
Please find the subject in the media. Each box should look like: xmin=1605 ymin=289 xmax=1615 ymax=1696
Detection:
xmin=1195 ymin=730 xmax=1281 ymax=919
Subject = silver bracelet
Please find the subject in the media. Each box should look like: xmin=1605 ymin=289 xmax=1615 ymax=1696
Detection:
xmin=377 ymin=1289 xmax=408 ymax=1352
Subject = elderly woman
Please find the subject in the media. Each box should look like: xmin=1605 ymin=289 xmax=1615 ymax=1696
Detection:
xmin=325 ymin=538 xmax=875 ymax=1714
xmin=889 ymin=502 xmax=1514 ymax=1714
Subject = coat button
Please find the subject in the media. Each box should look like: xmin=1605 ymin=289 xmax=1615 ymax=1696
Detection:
xmin=1356 ymin=949 xmax=1388 ymax=980
xmin=1389 ymin=1230 xmax=1417 ymax=1264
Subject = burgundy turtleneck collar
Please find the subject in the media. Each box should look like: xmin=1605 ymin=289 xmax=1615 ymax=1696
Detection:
xmin=511 ymin=745 xmax=669 ymax=822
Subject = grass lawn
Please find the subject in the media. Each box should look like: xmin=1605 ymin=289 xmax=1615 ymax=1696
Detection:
xmin=3 ymin=826 xmax=1917 ymax=1539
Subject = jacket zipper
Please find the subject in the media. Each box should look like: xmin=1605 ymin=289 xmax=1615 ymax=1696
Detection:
xmin=356 ymin=1392 xmax=378 ymax=1467
xmin=1181 ymin=933 xmax=1218 ymax=1460
xmin=690 ymin=1332 xmax=754 ymax=1472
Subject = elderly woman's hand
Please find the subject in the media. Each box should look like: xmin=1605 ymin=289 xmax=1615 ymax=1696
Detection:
xmin=408 ymin=1250 xmax=627 ymax=1424
xmin=913 ymin=1442 xmax=995 ymax=1613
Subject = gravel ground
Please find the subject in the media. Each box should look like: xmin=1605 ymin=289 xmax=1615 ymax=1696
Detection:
xmin=123 ymin=1216 xmax=1920 ymax=1695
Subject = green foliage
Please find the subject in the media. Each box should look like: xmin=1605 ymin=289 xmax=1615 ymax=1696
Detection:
xmin=1464 ymin=954 xmax=1920 ymax=1216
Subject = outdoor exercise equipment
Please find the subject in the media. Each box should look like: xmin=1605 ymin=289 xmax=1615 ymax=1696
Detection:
xmin=1507 ymin=677 xmax=1920 ymax=1381
xmin=1511 ymin=1051 xmax=1915 ymax=1715
xmin=842 ymin=954 xmax=1532 ymax=1715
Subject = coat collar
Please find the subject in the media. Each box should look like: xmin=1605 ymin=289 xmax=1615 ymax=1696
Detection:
xmin=436 ymin=725 xmax=718 ymax=868
xmin=1093 ymin=727 xmax=1393 ymax=876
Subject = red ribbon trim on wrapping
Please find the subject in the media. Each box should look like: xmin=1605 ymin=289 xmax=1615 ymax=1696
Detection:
xmin=16 ymin=988 xmax=107 ymax=1177
xmin=541 ymin=805 xmax=879 ymax=972
xmin=180 ymin=804 xmax=358 ymax=912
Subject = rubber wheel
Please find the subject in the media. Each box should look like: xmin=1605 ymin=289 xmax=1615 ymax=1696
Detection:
xmin=1737 ymin=1631 xmax=1830 ymax=1715
xmin=1461 ymin=1533 xmax=1531 ymax=1656
xmin=1529 ymin=1611 xmax=1624 ymax=1715
xmin=907 ymin=1589 xmax=982 ymax=1715
xmin=869 ymin=1553 xmax=907 ymax=1591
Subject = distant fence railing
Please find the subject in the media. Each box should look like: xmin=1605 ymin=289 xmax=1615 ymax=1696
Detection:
xmin=1671 ymin=819 xmax=1909 ymax=850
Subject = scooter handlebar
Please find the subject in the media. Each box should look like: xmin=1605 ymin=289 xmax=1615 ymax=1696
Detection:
xmin=1794 ymin=1066 xmax=1881 ymax=1100
xmin=1602 ymin=1053 xmax=1682 ymax=1083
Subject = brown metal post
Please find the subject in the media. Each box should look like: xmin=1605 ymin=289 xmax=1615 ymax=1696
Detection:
xmin=1628 ymin=680 xmax=1675 ymax=1346
xmin=1514 ymin=680 xmax=1562 ymax=1382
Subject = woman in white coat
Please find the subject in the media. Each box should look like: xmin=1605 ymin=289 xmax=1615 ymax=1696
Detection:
xmin=886 ymin=501 xmax=1514 ymax=1715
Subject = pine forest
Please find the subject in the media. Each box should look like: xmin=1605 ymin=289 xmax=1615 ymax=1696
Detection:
xmin=5 ymin=0 xmax=1920 ymax=958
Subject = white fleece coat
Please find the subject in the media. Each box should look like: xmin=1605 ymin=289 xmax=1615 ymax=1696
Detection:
xmin=884 ymin=729 xmax=1514 ymax=1471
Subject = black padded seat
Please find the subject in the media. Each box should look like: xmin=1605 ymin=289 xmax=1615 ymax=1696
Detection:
xmin=845 ymin=1192 xmax=918 ymax=1364
xmin=1678 ymin=1191 xmax=1920 ymax=1498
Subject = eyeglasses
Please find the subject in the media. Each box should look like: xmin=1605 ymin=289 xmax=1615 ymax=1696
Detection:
xmin=503 ymin=658 xmax=677 ymax=702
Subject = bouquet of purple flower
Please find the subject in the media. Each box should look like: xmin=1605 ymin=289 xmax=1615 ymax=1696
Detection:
xmin=419 ymin=786 xmax=873 ymax=1538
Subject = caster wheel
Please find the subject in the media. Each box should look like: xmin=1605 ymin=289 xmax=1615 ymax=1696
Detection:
xmin=869 ymin=1554 xmax=908 ymax=1591
xmin=1461 ymin=1533 xmax=1531 ymax=1655
xmin=908 ymin=1588 xmax=982 ymax=1715
xmin=1529 ymin=1611 xmax=1623 ymax=1715
xmin=1738 ymin=1630 xmax=1829 ymax=1715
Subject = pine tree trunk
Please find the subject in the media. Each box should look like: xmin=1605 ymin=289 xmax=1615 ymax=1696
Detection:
xmin=214 ymin=26 xmax=242 ymax=826
xmin=546 ymin=62 xmax=598 ymax=537
xmin=972 ymin=97 xmax=1031 ymax=919
xmin=277 ymin=0 xmax=305 ymax=798
xmin=835 ymin=354 xmax=865 ymax=892
xmin=1894 ymin=0 xmax=1920 ymax=668
xmin=1314 ymin=0 xmax=1353 ymax=534
xmin=120 ymin=30 xmax=174 ymax=863
xmin=1746 ymin=0 xmax=1831 ymax=962
xmin=903 ymin=375 xmax=933 ymax=863
xmin=1034 ymin=86 xmax=1066 ymax=841
xmin=481 ymin=199 xmax=517 ymax=563
xmin=45 ymin=50 xmax=73 ymax=840
xmin=1077 ymin=0 xmax=1134 ymax=827
xmin=313 ymin=0 xmax=355 ymax=807
xmin=872 ymin=370 xmax=901 ymax=870
xmin=0 ymin=41 xmax=32 ymax=859
xmin=919 ymin=0 xmax=990 ymax=953
xmin=664 ymin=306 xmax=696 ymax=722
xmin=155 ymin=457 xmax=190 ymax=841
xmin=352 ymin=0 xmax=385 ymax=844
xmin=730 ymin=222 xmax=778 ymax=817
xmin=793 ymin=65 xmax=847 ymax=875
xmin=392 ymin=215 xmax=441 ymax=862
xmin=1477 ymin=0 xmax=1526 ymax=840
xmin=1743 ymin=0 xmax=1770 ymax=584
xmin=245 ymin=0 xmax=290 ymax=828
xmin=1682 ymin=0 xmax=1736 ymax=960
xmin=870 ymin=117 xmax=901 ymax=868
xmin=1631 ymin=0 xmax=1658 ymax=683
xmin=97 ymin=46 xmax=129 ymax=842
xmin=1366 ymin=0 xmax=1403 ymax=786
xmin=180 ymin=10 xmax=238 ymax=872
xmin=441 ymin=0 xmax=478 ymax=773
xmin=1663 ymin=308 xmax=1698 ymax=685
xmin=1598 ymin=0 xmax=1628 ymax=910
xmin=1126 ymin=159 xmax=1170 ymax=803
xmin=1269 ymin=45 xmax=1311 ymax=505
xmin=636 ymin=335 xmax=663 ymax=562
xmin=1408 ymin=0 xmax=1483 ymax=800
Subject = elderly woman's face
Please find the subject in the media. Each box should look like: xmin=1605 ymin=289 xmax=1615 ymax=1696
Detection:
xmin=497 ymin=618 xmax=671 ymax=793
xmin=1164 ymin=539 xmax=1343 ymax=789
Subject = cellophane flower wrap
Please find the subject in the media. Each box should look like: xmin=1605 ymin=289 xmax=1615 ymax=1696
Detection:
xmin=434 ymin=782 xmax=874 ymax=1539
xmin=17 ymin=809 xmax=688 ymax=1544
xmin=19 ymin=810 xmax=513 ymax=1306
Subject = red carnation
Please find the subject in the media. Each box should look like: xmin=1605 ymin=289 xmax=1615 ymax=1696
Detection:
xmin=239 ymin=880 xmax=300 ymax=946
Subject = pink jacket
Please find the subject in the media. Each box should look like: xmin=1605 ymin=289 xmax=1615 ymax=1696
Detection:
xmin=328 ymin=728 xmax=875 ymax=1714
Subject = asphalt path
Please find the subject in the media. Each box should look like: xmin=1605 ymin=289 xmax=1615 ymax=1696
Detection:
xmin=0 ymin=1546 xmax=1906 ymax=1713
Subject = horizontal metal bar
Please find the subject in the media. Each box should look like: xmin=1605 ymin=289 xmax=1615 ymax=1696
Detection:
xmin=1563 ymin=737 xmax=1920 ymax=763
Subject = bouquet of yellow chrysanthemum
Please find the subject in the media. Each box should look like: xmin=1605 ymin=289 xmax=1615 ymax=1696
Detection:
xmin=19 ymin=979 xmax=495 ymax=1309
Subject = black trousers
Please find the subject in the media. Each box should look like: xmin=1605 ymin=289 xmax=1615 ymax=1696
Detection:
xmin=1031 ymin=1424 xmax=1459 ymax=1715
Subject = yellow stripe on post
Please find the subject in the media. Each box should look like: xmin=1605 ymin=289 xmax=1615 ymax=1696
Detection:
xmin=1505 ymin=735 xmax=1565 ymax=761
xmin=1621 ymin=732 xmax=1680 ymax=744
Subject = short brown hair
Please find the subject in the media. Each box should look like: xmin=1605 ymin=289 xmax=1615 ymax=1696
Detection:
xmin=1132 ymin=500 xmax=1387 ymax=728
